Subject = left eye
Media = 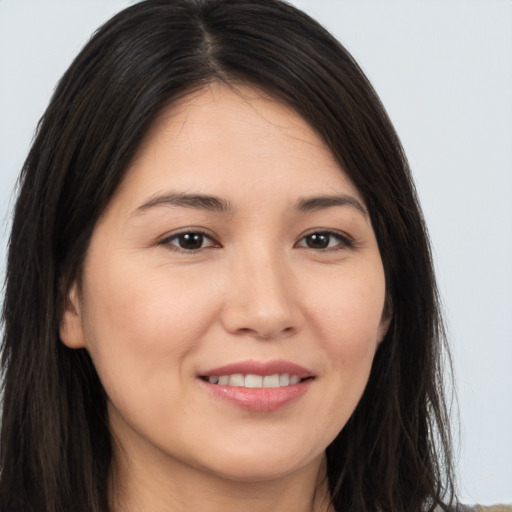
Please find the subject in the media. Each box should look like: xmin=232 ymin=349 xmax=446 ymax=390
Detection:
xmin=296 ymin=231 xmax=351 ymax=250
xmin=162 ymin=231 xmax=217 ymax=252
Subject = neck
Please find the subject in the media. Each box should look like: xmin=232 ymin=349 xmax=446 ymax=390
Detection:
xmin=109 ymin=439 xmax=333 ymax=512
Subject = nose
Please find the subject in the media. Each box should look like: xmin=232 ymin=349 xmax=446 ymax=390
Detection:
xmin=220 ymin=250 xmax=303 ymax=341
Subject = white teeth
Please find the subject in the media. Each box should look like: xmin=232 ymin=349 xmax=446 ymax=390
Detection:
xmin=205 ymin=373 xmax=305 ymax=388
xmin=228 ymin=374 xmax=244 ymax=386
xmin=245 ymin=374 xmax=263 ymax=388
xmin=262 ymin=374 xmax=280 ymax=388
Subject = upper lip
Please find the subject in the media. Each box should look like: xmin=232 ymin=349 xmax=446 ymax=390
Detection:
xmin=199 ymin=360 xmax=313 ymax=379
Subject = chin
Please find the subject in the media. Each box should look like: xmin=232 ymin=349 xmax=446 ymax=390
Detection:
xmin=194 ymin=444 xmax=324 ymax=483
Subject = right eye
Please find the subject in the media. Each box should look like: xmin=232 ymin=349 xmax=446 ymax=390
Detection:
xmin=160 ymin=231 xmax=218 ymax=252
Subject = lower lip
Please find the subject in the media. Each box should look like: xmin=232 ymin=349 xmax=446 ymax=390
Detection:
xmin=199 ymin=379 xmax=313 ymax=412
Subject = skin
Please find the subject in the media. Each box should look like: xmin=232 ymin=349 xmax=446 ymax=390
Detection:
xmin=61 ymin=83 xmax=390 ymax=512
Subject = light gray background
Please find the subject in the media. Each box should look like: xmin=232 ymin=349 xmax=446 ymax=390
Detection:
xmin=1 ymin=0 xmax=511 ymax=505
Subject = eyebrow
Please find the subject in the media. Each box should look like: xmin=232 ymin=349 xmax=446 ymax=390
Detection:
xmin=133 ymin=191 xmax=367 ymax=217
xmin=134 ymin=192 xmax=233 ymax=214
xmin=297 ymin=194 xmax=368 ymax=217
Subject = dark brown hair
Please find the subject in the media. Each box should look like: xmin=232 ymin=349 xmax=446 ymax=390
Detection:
xmin=1 ymin=1 xmax=455 ymax=511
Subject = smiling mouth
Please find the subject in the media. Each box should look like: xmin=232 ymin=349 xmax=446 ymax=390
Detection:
xmin=199 ymin=374 xmax=313 ymax=388
xmin=198 ymin=363 xmax=315 ymax=411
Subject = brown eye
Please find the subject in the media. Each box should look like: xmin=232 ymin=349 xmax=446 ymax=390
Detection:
xmin=297 ymin=231 xmax=352 ymax=250
xmin=176 ymin=233 xmax=205 ymax=250
xmin=163 ymin=231 xmax=217 ymax=252
xmin=304 ymin=233 xmax=330 ymax=249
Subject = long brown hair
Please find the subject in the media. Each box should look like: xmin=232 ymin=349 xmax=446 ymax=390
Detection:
xmin=1 ymin=1 xmax=455 ymax=510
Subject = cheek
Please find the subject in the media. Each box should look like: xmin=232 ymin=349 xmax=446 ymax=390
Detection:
xmin=304 ymin=263 xmax=386 ymax=423
xmin=78 ymin=255 xmax=220 ymax=395
xmin=309 ymin=263 xmax=386 ymax=353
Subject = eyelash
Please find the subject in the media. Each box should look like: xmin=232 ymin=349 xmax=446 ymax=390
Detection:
xmin=159 ymin=229 xmax=354 ymax=253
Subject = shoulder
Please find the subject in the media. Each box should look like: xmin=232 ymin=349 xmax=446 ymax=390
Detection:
xmin=433 ymin=505 xmax=512 ymax=512
xmin=454 ymin=506 xmax=512 ymax=512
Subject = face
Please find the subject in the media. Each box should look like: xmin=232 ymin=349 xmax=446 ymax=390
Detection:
xmin=61 ymin=83 xmax=390 ymax=486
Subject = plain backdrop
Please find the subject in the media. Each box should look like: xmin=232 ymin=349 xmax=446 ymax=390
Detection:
xmin=1 ymin=0 xmax=511 ymax=505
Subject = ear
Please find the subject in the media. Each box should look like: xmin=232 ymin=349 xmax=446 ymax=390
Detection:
xmin=377 ymin=298 xmax=393 ymax=344
xmin=60 ymin=282 xmax=86 ymax=349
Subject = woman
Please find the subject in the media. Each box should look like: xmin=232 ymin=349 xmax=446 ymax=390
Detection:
xmin=0 ymin=0 xmax=490 ymax=511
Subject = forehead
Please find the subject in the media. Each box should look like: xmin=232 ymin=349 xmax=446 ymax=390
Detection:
xmin=115 ymin=82 xmax=362 ymax=210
